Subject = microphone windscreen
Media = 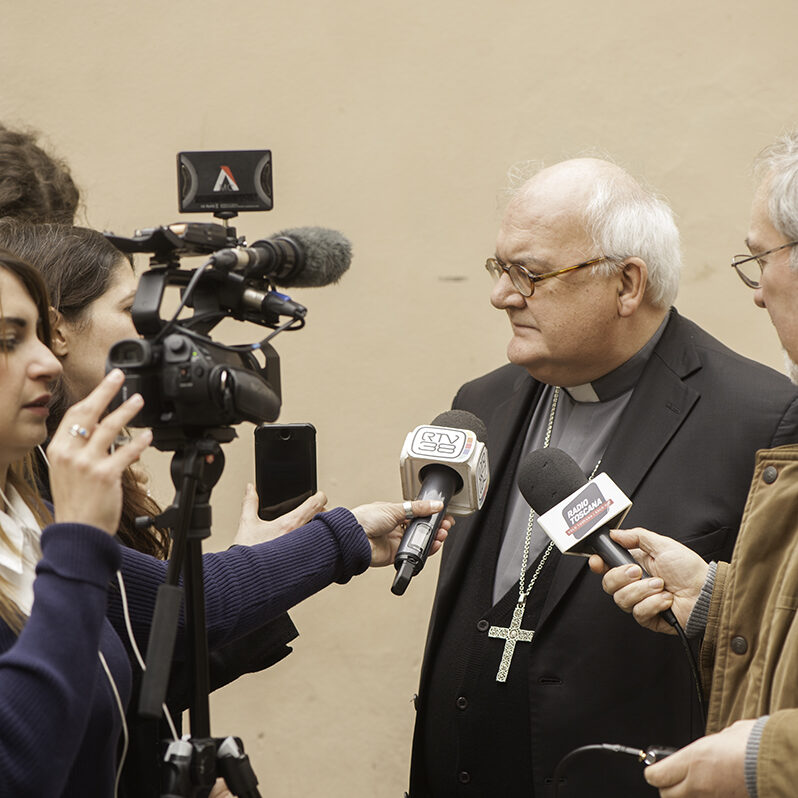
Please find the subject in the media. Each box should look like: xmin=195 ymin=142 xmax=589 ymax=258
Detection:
xmin=517 ymin=447 xmax=587 ymax=515
xmin=273 ymin=226 xmax=351 ymax=287
xmin=430 ymin=410 xmax=488 ymax=444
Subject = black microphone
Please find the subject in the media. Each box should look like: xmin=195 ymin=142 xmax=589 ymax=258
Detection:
xmin=517 ymin=447 xmax=677 ymax=627
xmin=212 ymin=227 xmax=351 ymax=287
xmin=392 ymin=410 xmax=489 ymax=595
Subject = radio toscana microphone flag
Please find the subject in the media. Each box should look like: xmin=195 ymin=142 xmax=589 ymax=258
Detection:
xmin=392 ymin=410 xmax=489 ymax=595
xmin=517 ymin=447 xmax=633 ymax=562
xmin=518 ymin=447 xmax=678 ymax=626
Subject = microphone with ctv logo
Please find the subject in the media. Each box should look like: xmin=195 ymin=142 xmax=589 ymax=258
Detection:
xmin=517 ymin=447 xmax=677 ymax=627
xmin=392 ymin=410 xmax=490 ymax=596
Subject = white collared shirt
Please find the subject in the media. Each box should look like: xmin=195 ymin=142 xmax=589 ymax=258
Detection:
xmin=0 ymin=485 xmax=43 ymax=617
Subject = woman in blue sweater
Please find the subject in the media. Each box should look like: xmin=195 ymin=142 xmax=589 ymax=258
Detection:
xmin=0 ymin=248 xmax=447 ymax=797
xmin=0 ymin=218 xmax=335 ymax=796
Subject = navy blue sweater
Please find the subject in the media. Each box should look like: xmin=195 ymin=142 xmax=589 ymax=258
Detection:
xmin=0 ymin=507 xmax=370 ymax=797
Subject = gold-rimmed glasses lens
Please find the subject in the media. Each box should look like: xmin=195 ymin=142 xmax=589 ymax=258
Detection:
xmin=731 ymin=254 xmax=762 ymax=289
xmin=507 ymin=265 xmax=534 ymax=296
xmin=485 ymin=258 xmax=534 ymax=296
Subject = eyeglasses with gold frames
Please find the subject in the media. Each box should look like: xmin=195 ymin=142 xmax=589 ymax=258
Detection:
xmin=485 ymin=256 xmax=608 ymax=297
xmin=731 ymin=241 xmax=798 ymax=289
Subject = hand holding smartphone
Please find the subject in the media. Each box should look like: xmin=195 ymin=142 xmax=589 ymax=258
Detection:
xmin=255 ymin=423 xmax=317 ymax=521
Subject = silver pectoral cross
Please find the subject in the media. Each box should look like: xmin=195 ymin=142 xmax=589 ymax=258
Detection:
xmin=488 ymin=601 xmax=534 ymax=682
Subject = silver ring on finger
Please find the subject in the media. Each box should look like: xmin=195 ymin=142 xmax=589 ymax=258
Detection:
xmin=68 ymin=424 xmax=91 ymax=440
xmin=403 ymin=500 xmax=414 ymax=520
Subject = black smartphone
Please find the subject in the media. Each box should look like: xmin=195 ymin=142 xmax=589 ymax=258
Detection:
xmin=255 ymin=423 xmax=317 ymax=521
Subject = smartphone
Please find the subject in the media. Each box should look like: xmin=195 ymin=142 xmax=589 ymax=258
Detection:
xmin=255 ymin=423 xmax=317 ymax=521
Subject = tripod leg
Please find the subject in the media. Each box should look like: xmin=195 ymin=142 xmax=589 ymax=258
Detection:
xmin=161 ymin=739 xmax=193 ymax=798
xmin=217 ymin=737 xmax=261 ymax=798
xmin=161 ymin=738 xmax=218 ymax=798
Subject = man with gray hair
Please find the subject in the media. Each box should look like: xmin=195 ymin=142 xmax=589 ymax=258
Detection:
xmin=408 ymin=157 xmax=798 ymax=797
xmin=592 ymin=132 xmax=798 ymax=798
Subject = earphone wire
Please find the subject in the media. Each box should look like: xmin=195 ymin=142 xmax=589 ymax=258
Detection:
xmin=98 ymin=649 xmax=127 ymax=798
xmin=37 ymin=444 xmax=180 ymax=787
xmin=116 ymin=570 xmax=180 ymax=741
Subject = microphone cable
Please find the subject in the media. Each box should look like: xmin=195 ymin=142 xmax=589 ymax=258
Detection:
xmin=669 ymin=613 xmax=706 ymax=731
xmin=552 ymin=743 xmax=677 ymax=797
xmin=549 ymin=614 xmax=699 ymax=798
xmin=151 ymin=259 xmax=213 ymax=344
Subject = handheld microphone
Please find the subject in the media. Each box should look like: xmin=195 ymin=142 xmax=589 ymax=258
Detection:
xmin=517 ymin=448 xmax=677 ymax=626
xmin=392 ymin=410 xmax=489 ymax=595
xmin=211 ymin=227 xmax=351 ymax=287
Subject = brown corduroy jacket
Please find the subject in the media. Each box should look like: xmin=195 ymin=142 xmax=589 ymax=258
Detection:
xmin=703 ymin=444 xmax=798 ymax=798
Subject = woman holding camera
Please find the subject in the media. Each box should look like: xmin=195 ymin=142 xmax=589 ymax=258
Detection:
xmin=0 ymin=219 xmax=322 ymax=795
xmin=0 ymin=220 xmax=320 ymax=553
xmin=0 ymin=245 xmax=448 ymax=796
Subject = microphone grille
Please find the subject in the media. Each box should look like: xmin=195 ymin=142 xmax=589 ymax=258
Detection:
xmin=430 ymin=410 xmax=488 ymax=444
xmin=517 ymin=447 xmax=587 ymax=515
xmin=274 ymin=226 xmax=351 ymax=287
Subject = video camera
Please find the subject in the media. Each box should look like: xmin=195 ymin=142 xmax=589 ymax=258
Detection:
xmin=105 ymin=151 xmax=354 ymax=797
xmin=103 ymin=151 xmax=350 ymax=447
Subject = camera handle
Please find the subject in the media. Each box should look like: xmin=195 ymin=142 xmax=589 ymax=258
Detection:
xmin=137 ymin=434 xmax=262 ymax=797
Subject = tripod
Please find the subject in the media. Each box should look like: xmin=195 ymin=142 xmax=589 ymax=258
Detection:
xmin=137 ymin=430 xmax=261 ymax=798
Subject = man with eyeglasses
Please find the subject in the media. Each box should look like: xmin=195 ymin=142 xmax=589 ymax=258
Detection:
xmin=408 ymin=157 xmax=798 ymax=798
xmin=591 ymin=133 xmax=798 ymax=798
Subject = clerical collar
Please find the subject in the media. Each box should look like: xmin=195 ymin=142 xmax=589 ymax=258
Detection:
xmin=563 ymin=316 xmax=668 ymax=403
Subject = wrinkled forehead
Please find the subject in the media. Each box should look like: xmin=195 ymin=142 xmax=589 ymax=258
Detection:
xmin=498 ymin=188 xmax=593 ymax=264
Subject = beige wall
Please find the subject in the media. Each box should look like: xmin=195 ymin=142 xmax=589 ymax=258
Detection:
xmin=3 ymin=1 xmax=798 ymax=794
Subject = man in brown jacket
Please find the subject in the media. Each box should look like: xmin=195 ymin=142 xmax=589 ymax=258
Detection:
xmin=592 ymin=129 xmax=798 ymax=797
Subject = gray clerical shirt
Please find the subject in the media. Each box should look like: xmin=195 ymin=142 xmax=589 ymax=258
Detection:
xmin=492 ymin=319 xmax=667 ymax=604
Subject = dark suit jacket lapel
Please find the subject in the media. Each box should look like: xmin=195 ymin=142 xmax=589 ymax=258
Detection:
xmin=429 ymin=372 xmax=544 ymax=644
xmin=537 ymin=310 xmax=702 ymax=629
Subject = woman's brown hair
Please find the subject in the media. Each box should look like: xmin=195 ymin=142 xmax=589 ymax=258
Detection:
xmin=0 ymin=249 xmax=56 ymax=630
xmin=0 ymin=225 xmax=169 ymax=559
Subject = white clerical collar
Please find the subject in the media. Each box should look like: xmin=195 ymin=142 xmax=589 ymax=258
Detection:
xmin=563 ymin=383 xmax=601 ymax=402
xmin=562 ymin=316 xmax=669 ymax=403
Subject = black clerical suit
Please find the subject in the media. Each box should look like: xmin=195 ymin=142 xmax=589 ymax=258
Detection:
xmin=409 ymin=309 xmax=798 ymax=798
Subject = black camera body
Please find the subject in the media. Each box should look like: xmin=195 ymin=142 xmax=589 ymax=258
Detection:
xmin=104 ymin=151 xmax=349 ymax=448
xmin=105 ymin=221 xmax=295 ymax=447
xmin=107 ymin=332 xmax=281 ymax=431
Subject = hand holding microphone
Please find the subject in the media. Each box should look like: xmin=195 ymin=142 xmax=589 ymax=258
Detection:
xmin=391 ymin=410 xmax=490 ymax=595
xmin=352 ymin=499 xmax=453 ymax=568
xmin=587 ymin=528 xmax=709 ymax=636
xmin=517 ymin=448 xmax=678 ymax=628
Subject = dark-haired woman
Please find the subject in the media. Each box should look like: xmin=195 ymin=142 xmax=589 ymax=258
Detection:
xmin=0 ymin=247 xmax=449 ymax=796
